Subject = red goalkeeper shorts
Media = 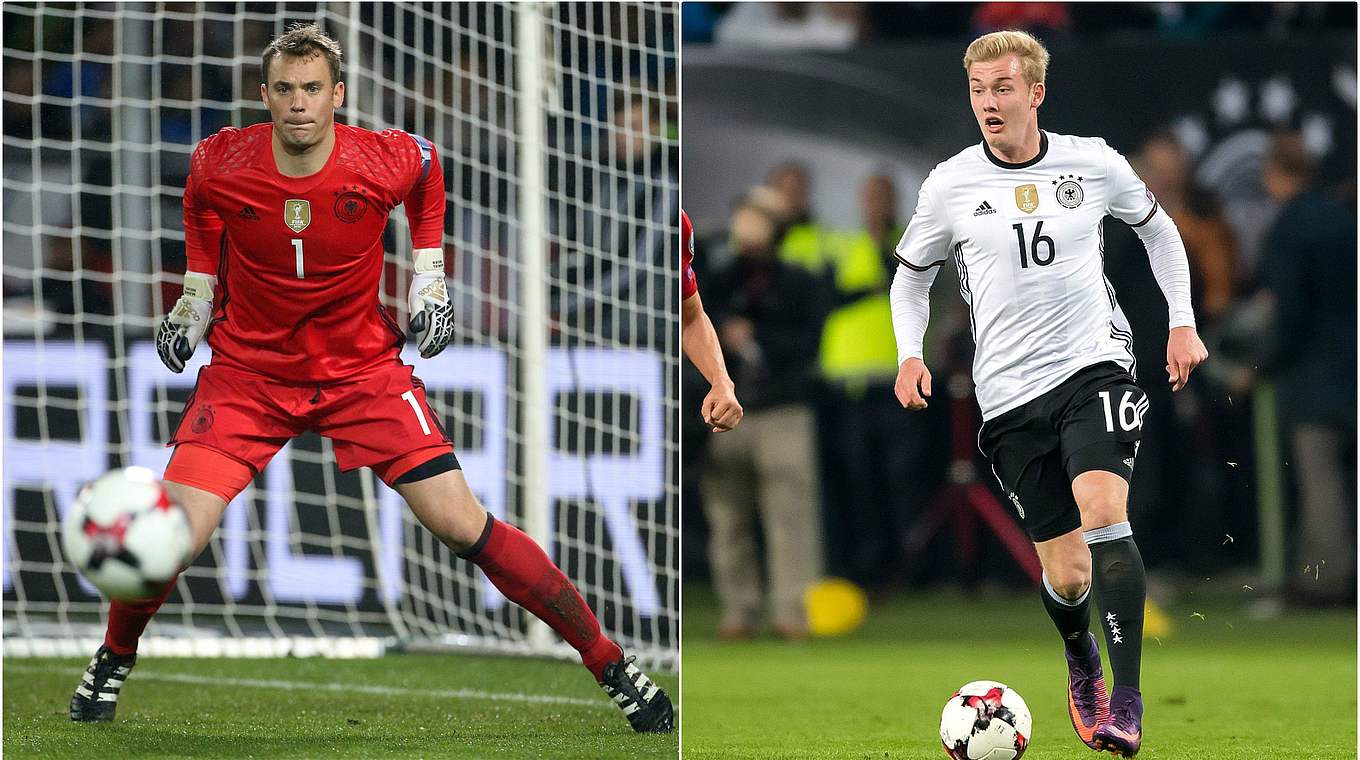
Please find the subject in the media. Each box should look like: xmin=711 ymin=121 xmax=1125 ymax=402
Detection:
xmin=165 ymin=360 xmax=454 ymax=502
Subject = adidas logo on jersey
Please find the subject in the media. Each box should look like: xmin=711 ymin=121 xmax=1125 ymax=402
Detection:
xmin=238 ymin=205 xmax=260 ymax=220
xmin=973 ymin=201 xmax=996 ymax=216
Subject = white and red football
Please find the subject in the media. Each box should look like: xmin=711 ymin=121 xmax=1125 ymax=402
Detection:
xmin=939 ymin=680 xmax=1032 ymax=760
xmin=61 ymin=467 xmax=192 ymax=600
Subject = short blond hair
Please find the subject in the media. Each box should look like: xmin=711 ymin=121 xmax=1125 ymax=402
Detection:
xmin=963 ymin=30 xmax=1050 ymax=85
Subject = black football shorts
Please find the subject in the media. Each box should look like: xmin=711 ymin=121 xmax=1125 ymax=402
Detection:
xmin=978 ymin=362 xmax=1147 ymax=543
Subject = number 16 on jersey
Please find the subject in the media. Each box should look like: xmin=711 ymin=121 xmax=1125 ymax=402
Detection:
xmin=1012 ymin=221 xmax=1056 ymax=268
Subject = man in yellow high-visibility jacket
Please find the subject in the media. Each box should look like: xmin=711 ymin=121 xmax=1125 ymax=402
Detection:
xmin=819 ymin=174 xmax=962 ymax=588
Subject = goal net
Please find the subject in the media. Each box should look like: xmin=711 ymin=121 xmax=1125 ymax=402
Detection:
xmin=2 ymin=1 xmax=679 ymax=670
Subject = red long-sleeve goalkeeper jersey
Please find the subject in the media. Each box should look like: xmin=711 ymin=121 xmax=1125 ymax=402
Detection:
xmin=182 ymin=121 xmax=444 ymax=383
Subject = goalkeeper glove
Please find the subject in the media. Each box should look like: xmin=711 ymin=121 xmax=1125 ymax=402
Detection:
xmin=155 ymin=272 xmax=215 ymax=373
xmin=408 ymin=248 xmax=454 ymax=358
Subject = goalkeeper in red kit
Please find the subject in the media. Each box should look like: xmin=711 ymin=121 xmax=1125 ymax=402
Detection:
xmin=70 ymin=24 xmax=672 ymax=733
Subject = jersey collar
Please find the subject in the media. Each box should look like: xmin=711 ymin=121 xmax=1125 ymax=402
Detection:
xmin=982 ymin=130 xmax=1048 ymax=170
xmin=262 ymin=122 xmax=343 ymax=192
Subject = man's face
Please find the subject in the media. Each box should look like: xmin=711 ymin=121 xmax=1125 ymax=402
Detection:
xmin=968 ymin=54 xmax=1042 ymax=152
xmin=730 ymin=206 xmax=775 ymax=257
xmin=1262 ymin=160 xmax=1290 ymax=202
xmin=860 ymin=176 xmax=895 ymax=226
xmin=1138 ymin=140 xmax=1189 ymax=199
xmin=261 ymin=53 xmax=344 ymax=153
xmin=614 ymin=103 xmax=655 ymax=165
xmin=769 ymin=167 xmax=809 ymax=218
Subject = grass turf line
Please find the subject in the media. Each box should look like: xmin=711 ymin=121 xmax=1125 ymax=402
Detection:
xmin=682 ymin=586 xmax=1356 ymax=759
xmin=4 ymin=651 xmax=678 ymax=759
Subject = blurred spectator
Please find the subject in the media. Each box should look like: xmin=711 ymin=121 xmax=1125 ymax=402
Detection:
xmin=1103 ymin=132 xmax=1248 ymax=575
xmin=682 ymin=2 xmax=722 ymax=44
xmin=700 ymin=200 xmax=829 ymax=639
xmin=1258 ymin=131 xmax=1357 ymax=603
xmin=552 ymin=91 xmax=677 ymax=350
xmin=817 ymin=174 xmax=957 ymax=589
xmin=687 ymin=1 xmax=1355 ymax=44
xmin=3 ymin=59 xmax=40 ymax=296
xmin=768 ymin=161 xmax=832 ymax=273
xmin=1146 ymin=3 xmax=1234 ymax=39
xmin=715 ymin=2 xmax=864 ymax=50
xmin=1135 ymin=131 xmax=1239 ymax=323
xmin=1258 ymin=2 xmax=1359 ymax=39
xmin=970 ymin=2 xmax=1071 ymax=36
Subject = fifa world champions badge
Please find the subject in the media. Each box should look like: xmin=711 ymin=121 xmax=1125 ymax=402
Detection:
xmin=284 ymin=199 xmax=311 ymax=232
xmin=1014 ymin=183 xmax=1039 ymax=214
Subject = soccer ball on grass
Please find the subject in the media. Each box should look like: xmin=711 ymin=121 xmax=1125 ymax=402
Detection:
xmin=61 ymin=467 xmax=192 ymax=600
xmin=939 ymin=680 xmax=1032 ymax=760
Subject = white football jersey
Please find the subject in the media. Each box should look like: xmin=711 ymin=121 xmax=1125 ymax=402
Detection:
xmin=896 ymin=131 xmax=1163 ymax=420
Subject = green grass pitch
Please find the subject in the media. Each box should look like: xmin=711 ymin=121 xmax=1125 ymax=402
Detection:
xmin=682 ymin=585 xmax=1355 ymax=759
xmin=4 ymin=649 xmax=678 ymax=759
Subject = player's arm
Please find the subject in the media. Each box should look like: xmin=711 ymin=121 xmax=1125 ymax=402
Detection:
xmin=156 ymin=156 xmax=221 ymax=373
xmin=1106 ymin=144 xmax=1208 ymax=392
xmin=682 ymin=291 xmax=742 ymax=432
xmin=402 ymin=134 xmax=453 ymax=358
xmin=890 ymin=173 xmax=953 ymax=410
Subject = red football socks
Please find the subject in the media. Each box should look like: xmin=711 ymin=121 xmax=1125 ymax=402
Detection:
xmin=463 ymin=516 xmax=621 ymax=680
xmin=103 ymin=575 xmax=178 ymax=656
xmin=102 ymin=521 xmax=622 ymax=677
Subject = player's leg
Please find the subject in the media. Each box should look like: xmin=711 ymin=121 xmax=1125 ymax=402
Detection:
xmin=392 ymin=462 xmax=673 ymax=733
xmin=1033 ymin=529 xmax=1093 ymax=647
xmin=1051 ymin=368 xmax=1148 ymax=755
xmin=1072 ymin=470 xmax=1142 ymax=686
xmin=74 ymin=364 xmax=301 ymax=723
xmin=104 ymin=465 xmax=235 ymax=655
xmin=322 ymin=364 xmax=672 ymax=732
xmin=1074 ymin=467 xmax=1145 ymax=756
xmin=394 ymin=466 xmax=623 ymax=670
xmin=72 ymin=445 xmax=248 ymax=722
xmin=981 ymin=404 xmax=1109 ymax=750
xmin=1023 ymin=458 xmax=1108 ymax=750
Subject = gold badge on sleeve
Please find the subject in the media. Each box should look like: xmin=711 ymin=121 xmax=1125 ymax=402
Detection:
xmin=1014 ymin=184 xmax=1039 ymax=214
xmin=284 ymin=199 xmax=311 ymax=232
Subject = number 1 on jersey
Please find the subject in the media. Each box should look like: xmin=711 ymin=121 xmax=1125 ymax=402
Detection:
xmin=291 ymin=239 xmax=304 ymax=279
xmin=401 ymin=390 xmax=433 ymax=436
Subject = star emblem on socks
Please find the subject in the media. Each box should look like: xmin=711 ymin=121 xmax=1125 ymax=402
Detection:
xmin=1106 ymin=611 xmax=1123 ymax=644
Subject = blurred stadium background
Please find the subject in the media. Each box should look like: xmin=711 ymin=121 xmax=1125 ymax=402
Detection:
xmin=3 ymin=2 xmax=678 ymax=756
xmin=680 ymin=4 xmax=1355 ymax=757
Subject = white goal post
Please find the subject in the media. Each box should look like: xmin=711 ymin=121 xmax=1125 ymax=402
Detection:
xmin=1 ymin=1 xmax=679 ymax=670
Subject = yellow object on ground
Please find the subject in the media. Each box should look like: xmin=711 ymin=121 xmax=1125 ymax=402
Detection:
xmin=805 ymin=577 xmax=868 ymax=637
xmin=1143 ymin=597 xmax=1175 ymax=639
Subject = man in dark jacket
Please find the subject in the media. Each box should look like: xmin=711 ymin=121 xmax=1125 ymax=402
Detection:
xmin=701 ymin=197 xmax=831 ymax=639
xmin=1260 ymin=131 xmax=1357 ymax=603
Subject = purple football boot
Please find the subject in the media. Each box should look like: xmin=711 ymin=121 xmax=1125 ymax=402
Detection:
xmin=1093 ymin=685 xmax=1143 ymax=756
xmin=1065 ymin=632 xmax=1110 ymax=749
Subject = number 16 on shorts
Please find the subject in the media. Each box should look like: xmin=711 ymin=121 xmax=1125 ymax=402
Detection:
xmin=1097 ymin=389 xmax=1148 ymax=433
